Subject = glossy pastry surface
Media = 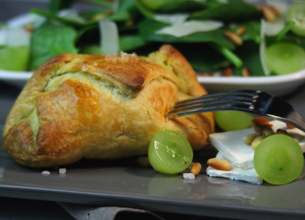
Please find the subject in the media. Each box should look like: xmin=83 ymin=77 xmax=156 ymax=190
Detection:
xmin=2 ymin=45 xmax=214 ymax=168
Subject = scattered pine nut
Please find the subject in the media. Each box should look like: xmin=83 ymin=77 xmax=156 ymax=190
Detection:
xmin=243 ymin=133 xmax=259 ymax=145
xmin=259 ymin=6 xmax=276 ymax=22
xmin=207 ymin=158 xmax=232 ymax=171
xmin=225 ymin=31 xmax=243 ymax=46
xmin=222 ymin=67 xmax=233 ymax=77
xmin=251 ymin=136 xmax=264 ymax=149
xmin=262 ymin=126 xmax=274 ymax=137
xmin=236 ymin=26 xmax=247 ymax=36
xmin=242 ymin=67 xmax=251 ymax=77
xmin=190 ymin=162 xmax=202 ymax=176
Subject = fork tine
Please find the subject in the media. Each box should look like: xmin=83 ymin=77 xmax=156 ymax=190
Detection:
xmin=168 ymin=90 xmax=305 ymax=133
xmin=175 ymin=90 xmax=258 ymax=106
xmin=171 ymin=98 xmax=253 ymax=113
xmin=168 ymin=90 xmax=264 ymax=119
xmin=172 ymin=90 xmax=258 ymax=112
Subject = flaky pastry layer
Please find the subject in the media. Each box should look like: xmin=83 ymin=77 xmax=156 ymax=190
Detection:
xmin=2 ymin=45 xmax=214 ymax=167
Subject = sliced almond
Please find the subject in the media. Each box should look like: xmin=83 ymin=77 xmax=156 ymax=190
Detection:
xmin=207 ymin=158 xmax=232 ymax=171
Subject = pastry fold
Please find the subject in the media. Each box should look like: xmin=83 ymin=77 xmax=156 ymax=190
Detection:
xmin=2 ymin=45 xmax=214 ymax=168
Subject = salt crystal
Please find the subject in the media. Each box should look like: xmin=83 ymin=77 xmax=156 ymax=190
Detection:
xmin=183 ymin=173 xmax=195 ymax=180
xmin=59 ymin=168 xmax=66 ymax=174
xmin=42 ymin=171 xmax=50 ymax=176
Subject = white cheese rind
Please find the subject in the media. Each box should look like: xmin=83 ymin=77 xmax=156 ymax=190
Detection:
xmin=209 ymin=128 xmax=255 ymax=169
xmin=206 ymin=153 xmax=263 ymax=185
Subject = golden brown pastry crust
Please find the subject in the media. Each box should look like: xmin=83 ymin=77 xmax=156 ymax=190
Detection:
xmin=2 ymin=45 xmax=214 ymax=168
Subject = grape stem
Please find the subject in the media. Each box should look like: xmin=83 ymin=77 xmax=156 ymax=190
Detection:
xmin=210 ymin=43 xmax=243 ymax=68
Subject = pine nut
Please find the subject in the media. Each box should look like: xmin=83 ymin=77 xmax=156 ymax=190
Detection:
xmin=236 ymin=26 xmax=247 ymax=36
xmin=190 ymin=162 xmax=202 ymax=176
xmin=222 ymin=67 xmax=233 ymax=77
xmin=243 ymin=133 xmax=259 ymax=145
xmin=259 ymin=6 xmax=276 ymax=22
xmin=225 ymin=31 xmax=243 ymax=46
xmin=207 ymin=158 xmax=232 ymax=171
xmin=262 ymin=126 xmax=274 ymax=137
xmin=251 ymin=136 xmax=264 ymax=149
xmin=242 ymin=67 xmax=251 ymax=77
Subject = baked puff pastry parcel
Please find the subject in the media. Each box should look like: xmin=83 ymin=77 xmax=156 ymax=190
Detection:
xmin=2 ymin=45 xmax=214 ymax=168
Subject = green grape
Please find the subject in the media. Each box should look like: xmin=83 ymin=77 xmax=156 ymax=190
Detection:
xmin=148 ymin=130 xmax=193 ymax=174
xmin=254 ymin=134 xmax=304 ymax=185
xmin=0 ymin=46 xmax=29 ymax=71
xmin=214 ymin=111 xmax=254 ymax=131
xmin=265 ymin=42 xmax=305 ymax=75
xmin=286 ymin=1 xmax=305 ymax=37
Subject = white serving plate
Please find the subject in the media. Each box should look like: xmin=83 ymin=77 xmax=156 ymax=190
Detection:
xmin=198 ymin=69 xmax=305 ymax=96
xmin=1 ymin=9 xmax=305 ymax=95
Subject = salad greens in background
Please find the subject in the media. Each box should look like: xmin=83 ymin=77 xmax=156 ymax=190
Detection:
xmin=0 ymin=0 xmax=305 ymax=77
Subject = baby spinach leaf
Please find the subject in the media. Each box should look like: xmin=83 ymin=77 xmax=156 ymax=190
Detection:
xmin=31 ymin=8 xmax=88 ymax=27
xmin=173 ymin=43 xmax=230 ymax=71
xmin=29 ymin=24 xmax=78 ymax=70
xmin=234 ymin=41 xmax=265 ymax=76
xmin=107 ymin=0 xmax=140 ymax=22
xmin=82 ymin=0 xmax=113 ymax=8
xmin=139 ymin=0 xmax=206 ymax=13
xmin=134 ymin=0 xmax=189 ymax=24
xmin=80 ymin=44 xmax=102 ymax=54
xmin=239 ymin=21 xmax=261 ymax=44
xmin=139 ymin=19 xmax=235 ymax=50
xmin=190 ymin=0 xmax=261 ymax=22
xmin=119 ymin=35 xmax=148 ymax=52
xmin=47 ymin=0 xmax=77 ymax=13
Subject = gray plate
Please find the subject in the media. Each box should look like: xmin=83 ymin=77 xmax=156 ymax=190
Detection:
xmin=1 ymin=147 xmax=305 ymax=220
xmin=1 ymin=1 xmax=305 ymax=219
